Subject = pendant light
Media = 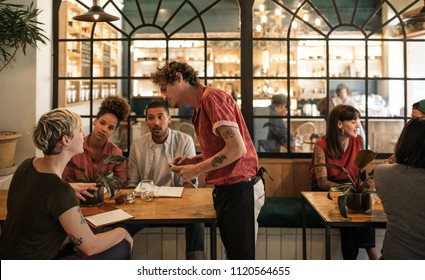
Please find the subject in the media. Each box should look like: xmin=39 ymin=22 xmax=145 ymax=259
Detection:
xmin=73 ymin=0 xmax=119 ymax=22
xmin=404 ymin=0 xmax=425 ymax=22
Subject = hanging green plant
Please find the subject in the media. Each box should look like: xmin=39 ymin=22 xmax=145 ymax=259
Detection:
xmin=0 ymin=0 xmax=48 ymax=72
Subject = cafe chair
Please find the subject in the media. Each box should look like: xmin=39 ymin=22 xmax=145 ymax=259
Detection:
xmin=294 ymin=122 xmax=317 ymax=151
xmin=178 ymin=122 xmax=199 ymax=151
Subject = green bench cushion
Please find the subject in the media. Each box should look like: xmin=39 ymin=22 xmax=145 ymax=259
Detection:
xmin=258 ymin=197 xmax=324 ymax=228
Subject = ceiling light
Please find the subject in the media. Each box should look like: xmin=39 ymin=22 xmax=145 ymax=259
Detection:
xmin=73 ymin=0 xmax=119 ymax=22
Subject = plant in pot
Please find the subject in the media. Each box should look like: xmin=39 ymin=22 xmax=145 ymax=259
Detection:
xmin=313 ymin=149 xmax=378 ymax=218
xmin=0 ymin=0 xmax=48 ymax=175
xmin=66 ymin=155 xmax=128 ymax=206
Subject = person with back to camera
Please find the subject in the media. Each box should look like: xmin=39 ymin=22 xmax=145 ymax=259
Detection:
xmin=374 ymin=116 xmax=425 ymax=260
xmin=127 ymin=100 xmax=206 ymax=260
xmin=0 ymin=109 xmax=133 ymax=259
xmin=263 ymin=94 xmax=295 ymax=152
xmin=385 ymin=99 xmax=425 ymax=164
xmin=310 ymin=104 xmax=377 ymax=260
xmin=63 ymin=96 xmax=131 ymax=195
xmin=151 ymin=61 xmax=266 ymax=260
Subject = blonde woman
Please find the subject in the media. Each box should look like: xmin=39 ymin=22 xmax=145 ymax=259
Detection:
xmin=0 ymin=109 xmax=132 ymax=259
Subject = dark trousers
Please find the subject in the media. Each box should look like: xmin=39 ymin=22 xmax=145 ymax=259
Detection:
xmin=340 ymin=227 xmax=375 ymax=260
xmin=213 ymin=180 xmax=255 ymax=260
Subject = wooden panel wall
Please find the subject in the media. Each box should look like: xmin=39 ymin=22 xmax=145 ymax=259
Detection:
xmin=258 ymin=158 xmax=385 ymax=198
xmin=199 ymin=158 xmax=385 ymax=198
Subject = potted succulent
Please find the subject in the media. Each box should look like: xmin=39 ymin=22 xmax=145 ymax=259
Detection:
xmin=66 ymin=155 xmax=128 ymax=206
xmin=313 ymin=149 xmax=378 ymax=218
xmin=0 ymin=0 xmax=48 ymax=174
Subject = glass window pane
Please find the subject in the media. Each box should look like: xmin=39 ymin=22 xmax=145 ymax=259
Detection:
xmin=253 ymin=41 xmax=288 ymax=77
xmin=407 ymin=40 xmax=425 ymax=78
xmin=290 ymin=120 xmax=324 ymax=153
xmin=372 ymin=80 xmax=404 ymax=117
xmin=132 ymin=40 xmax=166 ymax=78
xmin=382 ymin=41 xmax=404 ymax=78
xmin=291 ymin=40 xmax=326 ymax=78
xmin=329 ymin=40 xmax=365 ymax=78
xmin=408 ymin=80 xmax=425 ymax=117
xmin=254 ymin=117 xmax=290 ymax=153
xmin=210 ymin=41 xmax=241 ymax=77
xmin=329 ymin=79 xmax=366 ymax=115
xmin=368 ymin=120 xmax=404 ymax=153
xmin=293 ymin=79 xmax=326 ymax=116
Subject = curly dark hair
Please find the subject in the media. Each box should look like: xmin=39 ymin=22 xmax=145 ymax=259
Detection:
xmin=97 ymin=96 xmax=131 ymax=122
xmin=151 ymin=61 xmax=200 ymax=87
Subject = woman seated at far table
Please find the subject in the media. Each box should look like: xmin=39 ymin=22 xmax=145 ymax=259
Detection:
xmin=375 ymin=116 xmax=425 ymax=260
xmin=310 ymin=104 xmax=377 ymax=260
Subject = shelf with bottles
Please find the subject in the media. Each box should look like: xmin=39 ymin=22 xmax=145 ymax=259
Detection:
xmin=63 ymin=80 xmax=118 ymax=107
xmin=293 ymin=38 xmax=382 ymax=78
xmin=59 ymin=1 xmax=120 ymax=107
xmin=253 ymin=41 xmax=289 ymax=77
xmin=252 ymin=79 xmax=291 ymax=101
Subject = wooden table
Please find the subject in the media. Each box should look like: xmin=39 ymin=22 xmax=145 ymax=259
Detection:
xmin=301 ymin=191 xmax=387 ymax=260
xmin=0 ymin=188 xmax=217 ymax=260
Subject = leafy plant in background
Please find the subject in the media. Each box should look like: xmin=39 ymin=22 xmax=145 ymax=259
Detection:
xmin=66 ymin=155 xmax=128 ymax=198
xmin=313 ymin=149 xmax=378 ymax=218
xmin=0 ymin=0 xmax=48 ymax=72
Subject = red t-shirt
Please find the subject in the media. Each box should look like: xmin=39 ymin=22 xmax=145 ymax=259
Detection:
xmin=310 ymin=136 xmax=362 ymax=182
xmin=193 ymin=84 xmax=258 ymax=186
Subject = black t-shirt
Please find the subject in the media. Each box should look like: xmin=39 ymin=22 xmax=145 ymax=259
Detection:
xmin=0 ymin=158 xmax=78 ymax=259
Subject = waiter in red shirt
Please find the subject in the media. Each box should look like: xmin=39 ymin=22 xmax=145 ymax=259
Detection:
xmin=151 ymin=61 xmax=265 ymax=260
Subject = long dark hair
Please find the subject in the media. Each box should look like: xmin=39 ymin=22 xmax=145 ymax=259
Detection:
xmin=326 ymin=104 xmax=360 ymax=159
xmin=394 ymin=116 xmax=425 ymax=168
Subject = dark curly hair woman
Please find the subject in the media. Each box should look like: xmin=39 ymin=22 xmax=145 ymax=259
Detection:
xmin=63 ymin=96 xmax=131 ymax=189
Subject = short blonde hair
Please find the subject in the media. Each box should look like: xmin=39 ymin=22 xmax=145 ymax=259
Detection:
xmin=32 ymin=109 xmax=81 ymax=155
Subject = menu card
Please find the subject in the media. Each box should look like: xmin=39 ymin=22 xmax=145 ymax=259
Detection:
xmin=81 ymin=204 xmax=134 ymax=228
xmin=134 ymin=184 xmax=184 ymax=198
xmin=154 ymin=186 xmax=184 ymax=198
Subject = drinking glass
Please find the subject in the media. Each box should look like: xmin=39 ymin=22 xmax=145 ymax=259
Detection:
xmin=141 ymin=179 xmax=154 ymax=202
xmin=295 ymin=135 xmax=304 ymax=148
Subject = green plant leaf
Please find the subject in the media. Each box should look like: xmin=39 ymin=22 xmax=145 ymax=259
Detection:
xmin=103 ymin=155 xmax=128 ymax=165
xmin=0 ymin=0 xmax=48 ymax=71
xmin=100 ymin=171 xmax=122 ymax=199
xmin=66 ymin=161 xmax=85 ymax=172
xmin=313 ymin=163 xmax=357 ymax=189
xmin=337 ymin=188 xmax=351 ymax=218
xmin=354 ymin=149 xmax=377 ymax=169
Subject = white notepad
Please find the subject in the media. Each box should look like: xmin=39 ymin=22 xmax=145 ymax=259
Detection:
xmin=85 ymin=209 xmax=134 ymax=228
xmin=154 ymin=186 xmax=184 ymax=198
xmin=134 ymin=183 xmax=184 ymax=198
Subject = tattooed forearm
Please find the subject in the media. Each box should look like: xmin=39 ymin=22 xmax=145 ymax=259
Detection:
xmin=222 ymin=129 xmax=235 ymax=139
xmin=77 ymin=208 xmax=87 ymax=225
xmin=69 ymin=234 xmax=83 ymax=246
xmin=317 ymin=177 xmax=330 ymax=190
xmin=313 ymin=146 xmax=327 ymax=179
xmin=212 ymin=155 xmax=227 ymax=167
